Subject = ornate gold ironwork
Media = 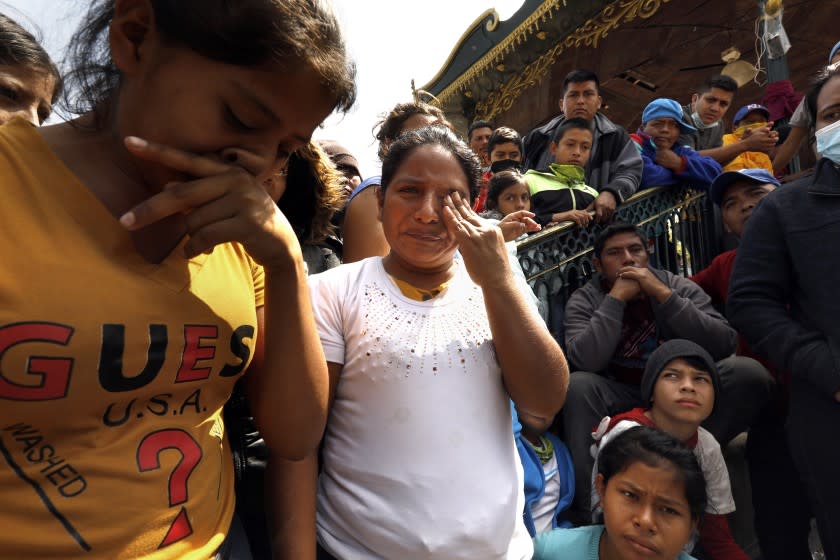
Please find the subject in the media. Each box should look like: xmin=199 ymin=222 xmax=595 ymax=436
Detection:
xmin=426 ymin=0 xmax=569 ymax=106
xmin=516 ymin=185 xmax=714 ymax=336
xmin=439 ymin=0 xmax=670 ymax=120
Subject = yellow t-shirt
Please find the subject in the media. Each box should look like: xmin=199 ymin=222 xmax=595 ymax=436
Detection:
xmin=0 ymin=120 xmax=264 ymax=559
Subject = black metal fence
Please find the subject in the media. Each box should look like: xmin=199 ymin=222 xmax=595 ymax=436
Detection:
xmin=516 ymin=186 xmax=718 ymax=338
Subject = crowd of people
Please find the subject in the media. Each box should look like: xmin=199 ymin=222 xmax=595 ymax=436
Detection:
xmin=2 ymin=1 xmax=840 ymax=559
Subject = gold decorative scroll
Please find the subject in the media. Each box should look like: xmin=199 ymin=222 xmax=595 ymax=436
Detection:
xmin=470 ymin=0 xmax=671 ymax=120
xmin=430 ymin=0 xmax=568 ymax=107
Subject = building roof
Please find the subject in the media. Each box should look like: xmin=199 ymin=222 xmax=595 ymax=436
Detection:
xmin=421 ymin=0 xmax=836 ymax=135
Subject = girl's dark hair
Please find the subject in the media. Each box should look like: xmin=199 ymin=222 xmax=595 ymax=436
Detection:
xmin=278 ymin=141 xmax=344 ymax=244
xmin=0 ymin=13 xmax=62 ymax=105
xmin=380 ymin=126 xmax=482 ymax=202
xmin=485 ymin=169 xmax=527 ymax=211
xmin=598 ymin=426 xmax=707 ymax=521
xmin=62 ymin=0 xmax=355 ymax=120
xmin=373 ymin=101 xmax=449 ymax=161
xmin=807 ymin=62 xmax=840 ymax=124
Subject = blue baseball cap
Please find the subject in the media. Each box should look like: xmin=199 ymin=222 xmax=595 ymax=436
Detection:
xmin=732 ymin=104 xmax=770 ymax=125
xmin=642 ymin=98 xmax=696 ymax=134
xmin=709 ymin=168 xmax=781 ymax=206
xmin=830 ymin=40 xmax=840 ymax=64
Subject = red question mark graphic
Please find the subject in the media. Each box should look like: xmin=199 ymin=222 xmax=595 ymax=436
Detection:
xmin=137 ymin=429 xmax=203 ymax=548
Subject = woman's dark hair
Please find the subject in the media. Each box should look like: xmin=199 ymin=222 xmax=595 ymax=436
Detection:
xmin=0 ymin=13 xmax=62 ymax=105
xmin=373 ymin=101 xmax=449 ymax=161
xmin=485 ymin=169 xmax=527 ymax=211
xmin=278 ymin=141 xmax=344 ymax=244
xmin=551 ymin=116 xmax=593 ymax=144
xmin=62 ymin=0 xmax=355 ymax=120
xmin=380 ymin=126 xmax=482 ymax=202
xmin=806 ymin=63 xmax=840 ymax=124
xmin=598 ymin=426 xmax=707 ymax=521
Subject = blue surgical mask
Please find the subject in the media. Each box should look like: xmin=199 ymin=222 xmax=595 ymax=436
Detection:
xmin=816 ymin=118 xmax=840 ymax=164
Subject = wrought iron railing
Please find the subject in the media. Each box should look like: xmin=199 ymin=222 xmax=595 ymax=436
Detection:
xmin=516 ymin=186 xmax=717 ymax=337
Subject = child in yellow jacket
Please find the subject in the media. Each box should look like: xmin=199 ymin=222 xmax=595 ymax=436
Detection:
xmin=722 ymin=104 xmax=774 ymax=173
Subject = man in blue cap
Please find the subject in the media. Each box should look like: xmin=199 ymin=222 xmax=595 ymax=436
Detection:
xmin=691 ymin=168 xmax=812 ymax=560
xmin=691 ymin=168 xmax=779 ymax=306
xmin=631 ymin=98 xmax=722 ymax=190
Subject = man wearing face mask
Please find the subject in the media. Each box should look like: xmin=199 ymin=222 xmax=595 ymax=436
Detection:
xmin=523 ymin=69 xmax=642 ymax=223
xmin=729 ymin=63 xmax=840 ymax=558
xmin=680 ymin=75 xmax=778 ymax=167
xmin=473 ymin=126 xmax=524 ymax=212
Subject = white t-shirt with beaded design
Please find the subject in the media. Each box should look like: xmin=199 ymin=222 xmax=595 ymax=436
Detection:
xmin=309 ymin=257 xmax=532 ymax=560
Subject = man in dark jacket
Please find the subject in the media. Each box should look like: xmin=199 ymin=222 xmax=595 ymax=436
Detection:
xmin=522 ymin=69 xmax=642 ymax=223
xmin=691 ymin=169 xmax=812 ymax=560
xmin=728 ymin=65 xmax=840 ymax=556
xmin=561 ymin=223 xmax=773 ymax=522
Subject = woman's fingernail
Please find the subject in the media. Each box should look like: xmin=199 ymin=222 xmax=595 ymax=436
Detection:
xmin=119 ymin=211 xmax=136 ymax=228
xmin=125 ymin=136 xmax=148 ymax=149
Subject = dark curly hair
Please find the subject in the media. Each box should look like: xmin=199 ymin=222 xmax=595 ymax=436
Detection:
xmin=279 ymin=141 xmax=345 ymax=244
xmin=373 ymin=101 xmax=449 ymax=161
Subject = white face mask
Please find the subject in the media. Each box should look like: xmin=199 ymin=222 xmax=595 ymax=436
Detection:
xmin=816 ymin=118 xmax=840 ymax=164
xmin=690 ymin=110 xmax=717 ymax=131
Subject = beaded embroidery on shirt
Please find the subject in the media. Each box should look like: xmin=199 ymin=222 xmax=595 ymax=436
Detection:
xmin=358 ymin=280 xmax=497 ymax=379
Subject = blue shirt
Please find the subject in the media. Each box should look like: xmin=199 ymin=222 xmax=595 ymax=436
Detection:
xmin=533 ymin=525 xmax=698 ymax=560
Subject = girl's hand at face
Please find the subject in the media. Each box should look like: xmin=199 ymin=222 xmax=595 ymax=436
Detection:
xmin=442 ymin=192 xmax=511 ymax=288
xmin=498 ymin=210 xmax=540 ymax=241
xmin=118 ymin=136 xmax=301 ymax=269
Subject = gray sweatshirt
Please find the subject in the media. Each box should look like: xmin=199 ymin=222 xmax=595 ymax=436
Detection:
xmin=564 ymin=268 xmax=736 ymax=374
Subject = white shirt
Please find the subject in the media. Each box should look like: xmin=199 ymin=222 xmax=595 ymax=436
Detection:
xmin=529 ymin=451 xmax=561 ymax=534
xmin=309 ymin=257 xmax=532 ymax=560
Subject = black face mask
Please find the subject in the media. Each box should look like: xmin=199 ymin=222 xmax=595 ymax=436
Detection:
xmin=490 ymin=159 xmax=522 ymax=174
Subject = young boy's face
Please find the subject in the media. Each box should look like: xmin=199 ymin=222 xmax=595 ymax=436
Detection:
xmin=642 ymin=117 xmax=681 ymax=149
xmin=489 ymin=141 xmax=522 ymax=164
xmin=549 ymin=128 xmax=592 ymax=167
xmin=651 ymin=358 xmax=714 ymax=426
xmin=736 ymin=111 xmax=767 ymax=128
